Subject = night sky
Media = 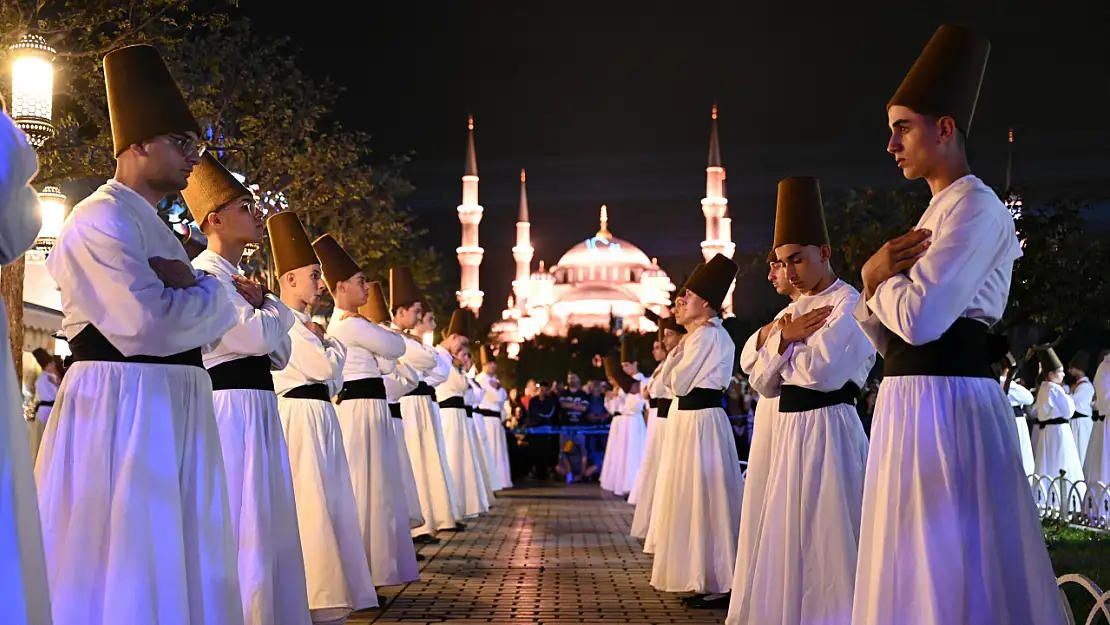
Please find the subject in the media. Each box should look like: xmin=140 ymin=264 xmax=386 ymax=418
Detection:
xmin=245 ymin=0 xmax=1109 ymax=321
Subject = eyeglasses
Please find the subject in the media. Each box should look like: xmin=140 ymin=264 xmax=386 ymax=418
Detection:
xmin=166 ymin=134 xmax=206 ymax=158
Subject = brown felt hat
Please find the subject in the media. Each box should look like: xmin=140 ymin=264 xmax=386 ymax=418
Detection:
xmin=888 ymin=24 xmax=990 ymax=136
xmin=447 ymin=308 xmax=475 ymax=338
xmin=103 ymin=44 xmax=201 ymax=156
xmin=312 ymin=234 xmax=362 ymax=294
xmin=620 ymin=339 xmax=636 ymax=365
xmin=680 ymin=254 xmax=737 ymax=312
xmin=32 ymin=348 xmax=51 ymax=368
xmin=181 ymin=152 xmax=252 ymax=230
xmin=657 ymin=316 xmax=686 ymax=341
xmin=266 ymin=212 xmax=318 ymax=277
xmin=360 ymin=282 xmax=392 ymax=324
xmin=390 ymin=267 xmax=422 ymax=310
xmin=604 ymin=353 xmax=635 ymax=393
xmin=1037 ymin=346 xmax=1063 ymax=373
xmin=479 ymin=344 xmax=494 ymax=367
xmin=767 ymin=250 xmax=779 ymax=263
xmin=1069 ymin=351 xmax=1091 ymax=374
xmin=772 ymin=176 xmax=829 ymax=251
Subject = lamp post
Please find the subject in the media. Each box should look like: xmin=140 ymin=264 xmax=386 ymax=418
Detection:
xmin=2 ymin=32 xmax=57 ymax=389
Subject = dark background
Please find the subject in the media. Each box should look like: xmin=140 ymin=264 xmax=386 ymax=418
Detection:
xmin=245 ymin=0 xmax=1110 ymax=321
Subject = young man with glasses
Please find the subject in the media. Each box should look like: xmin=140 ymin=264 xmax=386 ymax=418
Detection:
xmin=37 ymin=45 xmax=244 ymax=624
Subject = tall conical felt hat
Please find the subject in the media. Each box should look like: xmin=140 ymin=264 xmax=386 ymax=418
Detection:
xmin=447 ymin=308 xmax=474 ymax=338
xmin=1069 ymin=351 xmax=1091 ymax=374
xmin=680 ymin=254 xmax=737 ymax=312
xmin=32 ymin=348 xmax=51 ymax=368
xmin=604 ymin=353 xmax=635 ymax=393
xmin=657 ymin=316 xmax=686 ymax=341
xmin=767 ymin=250 xmax=779 ymax=263
xmin=312 ymin=234 xmax=362 ymax=294
xmin=266 ymin=211 xmax=318 ymax=277
xmin=360 ymin=282 xmax=391 ymax=324
xmin=888 ymin=24 xmax=990 ymax=136
xmin=389 ymin=267 xmax=422 ymax=310
xmin=180 ymin=152 xmax=252 ymax=230
xmin=103 ymin=44 xmax=201 ymax=156
xmin=479 ymin=344 xmax=494 ymax=367
xmin=620 ymin=339 xmax=636 ymax=364
xmin=1037 ymin=346 xmax=1063 ymax=372
xmin=773 ymin=176 xmax=829 ymax=251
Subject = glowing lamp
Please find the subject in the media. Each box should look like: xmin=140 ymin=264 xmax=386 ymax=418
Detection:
xmin=35 ymin=185 xmax=66 ymax=253
xmin=10 ymin=33 xmax=56 ymax=148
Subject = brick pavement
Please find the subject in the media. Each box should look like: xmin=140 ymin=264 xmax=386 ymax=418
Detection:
xmin=350 ymin=482 xmax=727 ymax=624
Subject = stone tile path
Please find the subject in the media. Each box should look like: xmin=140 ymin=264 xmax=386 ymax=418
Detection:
xmin=351 ymin=483 xmax=726 ymax=624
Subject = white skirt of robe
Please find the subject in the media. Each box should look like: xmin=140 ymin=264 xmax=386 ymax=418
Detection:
xmin=439 ymin=407 xmax=490 ymax=517
xmin=336 ymin=396 xmax=420 ymax=587
xmin=391 ymin=410 xmax=425 ymax=528
xmin=472 ymin=414 xmax=504 ymax=492
xmin=630 ymin=410 xmax=669 ymax=540
xmin=478 ymin=414 xmax=513 ymax=490
xmin=1032 ymin=422 xmax=1085 ymax=483
xmin=852 ymin=376 xmax=1067 ymax=625
xmin=27 ymin=409 xmax=46 ymax=464
xmin=35 ymin=360 xmax=242 ymax=625
xmin=213 ymin=389 xmax=311 ymax=625
xmin=618 ymin=411 xmax=647 ymax=497
xmin=1071 ymin=415 xmax=1094 ymax=465
xmin=277 ymin=397 xmax=377 ymax=620
xmin=468 ymin=413 xmax=498 ymax=503
xmin=1014 ymin=415 xmax=1035 ymax=477
xmin=399 ymin=395 xmax=459 ymax=535
xmin=1 ymin=300 xmax=51 ymax=625
xmin=600 ymin=415 xmax=627 ymax=492
xmin=648 ymin=406 xmax=744 ymax=594
xmin=726 ymin=403 xmax=868 ymax=625
xmin=1084 ymin=417 xmax=1110 ymax=486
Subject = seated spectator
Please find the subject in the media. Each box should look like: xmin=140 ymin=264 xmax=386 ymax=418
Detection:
xmin=555 ymin=438 xmax=598 ymax=483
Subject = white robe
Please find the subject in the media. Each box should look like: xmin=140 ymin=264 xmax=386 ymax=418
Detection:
xmin=29 ymin=370 xmax=57 ymax=461
xmin=0 ymin=111 xmax=52 ymax=625
xmin=1084 ymin=355 xmax=1110 ymax=484
xmin=466 ymin=375 xmax=498 ymax=503
xmin=475 ymin=372 xmax=513 ymax=490
xmin=328 ymin=311 xmax=420 ymax=588
xmin=394 ymin=331 xmax=459 ymax=535
xmin=273 ymin=310 xmax=377 ymax=621
xmin=384 ymin=361 xmax=426 ymax=529
xmin=648 ymin=317 xmax=745 ymax=595
xmin=850 ymin=175 xmax=1065 ymax=625
xmin=435 ymin=353 xmax=490 ymax=518
xmin=39 ymin=179 xmax=242 ymax=625
xmin=1032 ymin=381 xmax=1083 ymax=484
xmin=617 ymin=390 xmax=647 ymax=497
xmin=1005 ymin=379 xmax=1036 ymax=476
xmin=631 ymin=359 xmax=673 ymax=541
xmin=1070 ymin=378 xmax=1095 ymax=464
xmin=600 ymin=391 xmax=628 ymax=493
xmin=192 ymin=250 xmax=310 ymax=625
xmin=727 ymin=280 xmax=873 ymax=625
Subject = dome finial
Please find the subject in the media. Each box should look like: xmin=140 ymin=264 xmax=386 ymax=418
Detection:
xmin=597 ymin=204 xmax=611 ymax=238
xmin=712 ymin=102 xmax=718 ymax=120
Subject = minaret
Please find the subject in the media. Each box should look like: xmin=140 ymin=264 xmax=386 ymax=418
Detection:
xmin=700 ymin=103 xmax=735 ymax=312
xmin=457 ymin=114 xmax=484 ymax=312
xmin=598 ymin=204 xmax=611 ymax=238
xmin=512 ymin=168 xmax=534 ymax=307
xmin=1003 ymin=128 xmax=1023 ymax=220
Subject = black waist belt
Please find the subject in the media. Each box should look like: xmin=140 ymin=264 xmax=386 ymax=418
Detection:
xmin=1013 ymin=406 xmax=1026 ymax=419
xmin=1073 ymin=412 xmax=1091 ymax=420
xmin=405 ymin=381 xmax=434 ymax=397
xmin=465 ymin=406 xmax=474 ymax=418
xmin=69 ymin=325 xmax=203 ymax=368
xmin=677 ymin=388 xmax=725 ymax=411
xmin=1094 ymin=411 xmax=1105 ymax=423
xmin=476 ymin=408 xmax=500 ymax=418
xmin=1034 ymin=417 xmax=1069 ymax=428
xmin=337 ymin=377 xmax=386 ymax=403
xmin=389 ymin=403 xmax=402 ymax=419
xmin=283 ymin=383 xmax=331 ymax=401
xmin=656 ymin=398 xmax=672 ymax=418
xmin=649 ymin=398 xmax=659 ymax=408
xmin=34 ymin=401 xmax=54 ymax=411
xmin=208 ymin=355 xmax=274 ymax=392
xmin=881 ymin=318 xmax=1006 ymax=379
xmin=779 ymin=382 xmax=860 ymax=413
xmin=439 ymin=396 xmax=466 ymax=409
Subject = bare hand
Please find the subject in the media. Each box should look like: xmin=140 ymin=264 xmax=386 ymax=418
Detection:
xmin=232 ymin=275 xmax=264 ymax=308
xmin=757 ymin=315 xmax=787 ymax=348
xmin=779 ymin=306 xmax=833 ymax=351
xmin=861 ymin=229 xmax=931 ymax=300
xmin=303 ymin=320 xmax=327 ymax=341
xmin=149 ymin=257 xmax=198 ymax=289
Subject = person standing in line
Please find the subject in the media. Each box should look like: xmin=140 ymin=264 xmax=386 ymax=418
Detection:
xmin=849 ymin=25 xmax=1065 ymax=624
xmin=617 ymin=341 xmax=648 ymax=499
xmin=1031 ymin=346 xmax=1083 ymax=486
xmin=37 ymin=44 xmax=243 ymax=625
xmin=1067 ymin=351 xmax=1095 ymax=464
xmin=998 ymin=353 xmax=1036 ymax=477
xmin=475 ymin=345 xmax=514 ymax=490
xmin=28 ymin=348 xmax=59 ymax=461
xmin=186 ymin=154 xmax=311 ymax=625
xmin=0 ymin=102 xmax=53 ymax=625
xmin=314 ymin=235 xmax=420 ymax=591
xmin=461 ymin=347 xmax=498 ymax=503
xmin=268 ymin=214 xmax=377 ymax=623
xmin=1084 ymin=349 xmax=1110 ymax=483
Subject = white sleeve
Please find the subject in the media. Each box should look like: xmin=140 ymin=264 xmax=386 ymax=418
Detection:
xmin=401 ymin=336 xmax=439 ymax=370
xmin=424 ymin=349 xmax=453 ymax=387
xmin=747 ymin=334 xmax=786 ymax=398
xmin=851 ymin=298 xmax=890 ymax=357
xmin=740 ymin=328 xmax=762 ymax=375
xmin=767 ymin=294 xmax=875 ymax=392
xmin=670 ymin=329 xmax=714 ymax=397
xmin=49 ymin=207 xmax=237 ymax=357
xmin=0 ymin=113 xmax=41 ymax=265
xmin=289 ymin=328 xmax=346 ymax=384
xmin=214 ymin=290 xmax=296 ymax=360
xmin=331 ymin=317 xmax=407 ymax=360
xmin=1008 ymin=383 xmax=1035 ymax=407
xmin=1051 ymin=385 xmax=1075 ymax=419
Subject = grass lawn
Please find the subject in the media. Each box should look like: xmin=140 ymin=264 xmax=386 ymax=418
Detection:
xmin=1044 ymin=519 xmax=1110 ymax=621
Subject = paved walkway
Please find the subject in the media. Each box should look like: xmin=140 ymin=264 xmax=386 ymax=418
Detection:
xmin=352 ymin=483 xmax=727 ymax=624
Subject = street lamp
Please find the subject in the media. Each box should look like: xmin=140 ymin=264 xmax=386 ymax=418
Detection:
xmin=9 ymin=33 xmax=56 ymax=148
xmin=32 ymin=185 xmax=66 ymax=256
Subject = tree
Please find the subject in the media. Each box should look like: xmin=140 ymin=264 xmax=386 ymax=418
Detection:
xmin=823 ymin=185 xmax=928 ymax=291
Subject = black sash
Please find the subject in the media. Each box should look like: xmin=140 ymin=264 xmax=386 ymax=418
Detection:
xmin=475 ymin=408 xmax=500 ymax=418
xmin=1073 ymin=412 xmax=1091 ymax=420
xmin=405 ymin=381 xmax=434 ymax=397
xmin=337 ymin=377 xmax=386 ymax=403
xmin=882 ymin=318 xmax=1006 ymax=379
xmin=677 ymin=388 xmax=725 ymax=411
xmin=389 ymin=403 xmax=403 ymax=419
xmin=34 ymin=401 xmax=54 ymax=412
xmin=1012 ymin=406 xmax=1026 ymax=419
xmin=655 ymin=398 xmax=672 ymax=418
xmin=1094 ymin=411 xmax=1105 ymax=423
xmin=283 ymin=384 xmax=331 ymax=401
xmin=465 ymin=406 xmax=474 ymax=418
xmin=69 ymin=325 xmax=203 ymax=368
xmin=779 ymin=382 xmax=860 ymax=413
xmin=208 ymin=355 xmax=274 ymax=392
xmin=1034 ymin=417 xmax=1069 ymax=428
xmin=439 ymin=396 xmax=466 ymax=409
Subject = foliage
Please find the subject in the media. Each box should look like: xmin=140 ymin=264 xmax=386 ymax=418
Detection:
xmin=1041 ymin=518 xmax=1110 ymax=620
xmin=823 ymin=185 xmax=928 ymax=290
xmin=514 ymin=326 xmax=654 ymax=389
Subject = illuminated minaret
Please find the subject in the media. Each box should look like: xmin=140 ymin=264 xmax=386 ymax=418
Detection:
xmin=700 ymin=103 xmax=735 ymax=312
xmin=512 ymin=168 xmax=533 ymax=307
xmin=457 ymin=114 xmax=484 ymax=312
xmin=1003 ymin=128 xmax=1023 ymax=220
